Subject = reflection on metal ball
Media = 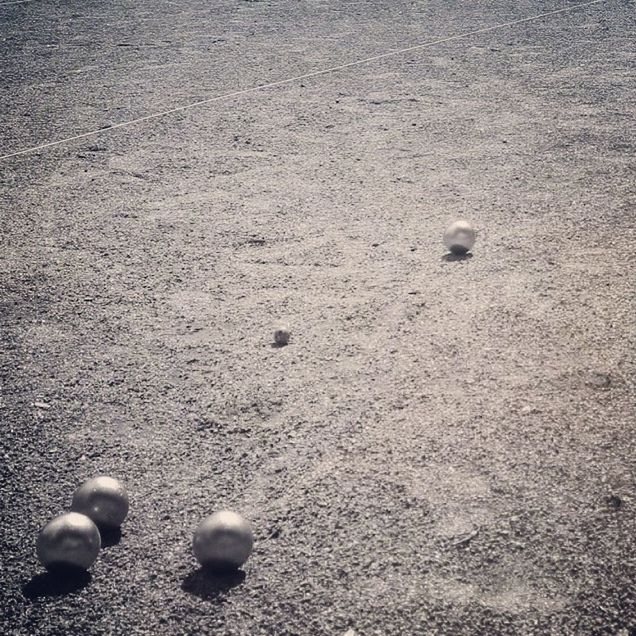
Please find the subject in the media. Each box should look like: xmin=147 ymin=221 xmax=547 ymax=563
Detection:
xmin=193 ymin=511 xmax=254 ymax=570
xmin=443 ymin=220 xmax=476 ymax=255
xmin=71 ymin=476 xmax=129 ymax=528
xmin=37 ymin=512 xmax=101 ymax=571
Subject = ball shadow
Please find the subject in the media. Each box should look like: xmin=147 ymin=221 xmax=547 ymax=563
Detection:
xmin=181 ymin=567 xmax=246 ymax=602
xmin=442 ymin=252 xmax=473 ymax=262
xmin=270 ymin=342 xmax=288 ymax=349
xmin=98 ymin=526 xmax=122 ymax=548
xmin=22 ymin=567 xmax=91 ymax=600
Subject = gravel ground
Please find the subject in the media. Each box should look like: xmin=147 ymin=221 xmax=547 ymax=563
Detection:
xmin=1 ymin=0 xmax=635 ymax=634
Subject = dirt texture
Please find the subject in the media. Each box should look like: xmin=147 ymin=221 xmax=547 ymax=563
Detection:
xmin=1 ymin=0 xmax=635 ymax=634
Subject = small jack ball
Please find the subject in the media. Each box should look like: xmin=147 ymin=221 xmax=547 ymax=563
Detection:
xmin=71 ymin=476 xmax=129 ymax=528
xmin=37 ymin=512 xmax=101 ymax=571
xmin=193 ymin=510 xmax=254 ymax=570
xmin=443 ymin=220 xmax=476 ymax=255
xmin=274 ymin=327 xmax=290 ymax=346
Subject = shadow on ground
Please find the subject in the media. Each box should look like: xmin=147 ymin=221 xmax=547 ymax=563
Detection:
xmin=22 ymin=568 xmax=91 ymax=599
xmin=181 ymin=568 xmax=246 ymax=602
xmin=442 ymin=252 xmax=474 ymax=262
xmin=99 ymin=526 xmax=123 ymax=548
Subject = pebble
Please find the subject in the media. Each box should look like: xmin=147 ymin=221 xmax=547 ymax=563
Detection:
xmin=585 ymin=371 xmax=612 ymax=389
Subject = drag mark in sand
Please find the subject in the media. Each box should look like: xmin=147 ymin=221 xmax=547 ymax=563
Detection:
xmin=0 ymin=0 xmax=605 ymax=161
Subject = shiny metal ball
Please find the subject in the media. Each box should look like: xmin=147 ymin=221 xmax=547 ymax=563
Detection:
xmin=71 ymin=476 xmax=129 ymax=528
xmin=443 ymin=220 xmax=476 ymax=255
xmin=37 ymin=512 xmax=101 ymax=571
xmin=193 ymin=511 xmax=254 ymax=570
xmin=274 ymin=327 xmax=290 ymax=346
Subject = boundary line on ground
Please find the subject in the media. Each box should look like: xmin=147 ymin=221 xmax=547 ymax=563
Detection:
xmin=0 ymin=0 xmax=604 ymax=161
xmin=0 ymin=0 xmax=37 ymax=6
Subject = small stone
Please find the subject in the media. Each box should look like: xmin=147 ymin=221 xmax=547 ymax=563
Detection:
xmin=274 ymin=327 xmax=290 ymax=346
xmin=33 ymin=402 xmax=51 ymax=409
xmin=585 ymin=371 xmax=611 ymax=389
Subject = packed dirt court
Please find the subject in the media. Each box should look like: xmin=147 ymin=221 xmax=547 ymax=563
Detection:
xmin=0 ymin=0 xmax=634 ymax=634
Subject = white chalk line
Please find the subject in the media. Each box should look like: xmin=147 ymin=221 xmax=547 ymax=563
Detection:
xmin=0 ymin=0 xmax=604 ymax=161
xmin=0 ymin=0 xmax=37 ymax=6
